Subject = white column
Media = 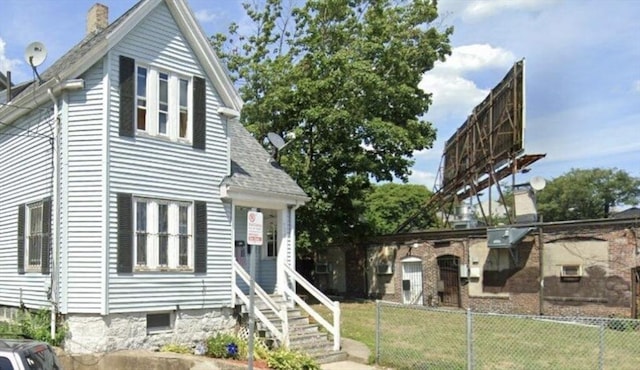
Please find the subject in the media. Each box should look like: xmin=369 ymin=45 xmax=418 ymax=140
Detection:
xmin=276 ymin=208 xmax=287 ymax=294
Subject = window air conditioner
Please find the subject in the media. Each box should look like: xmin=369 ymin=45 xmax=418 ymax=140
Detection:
xmin=560 ymin=265 xmax=582 ymax=278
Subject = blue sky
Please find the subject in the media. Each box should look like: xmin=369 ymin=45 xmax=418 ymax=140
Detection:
xmin=1 ymin=0 xmax=639 ymax=195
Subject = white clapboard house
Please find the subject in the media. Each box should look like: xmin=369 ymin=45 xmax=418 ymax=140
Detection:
xmin=0 ymin=0 xmax=341 ymax=358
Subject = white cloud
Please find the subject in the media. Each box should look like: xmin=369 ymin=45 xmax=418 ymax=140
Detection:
xmin=434 ymin=44 xmax=515 ymax=74
xmin=408 ymin=169 xmax=437 ymax=190
xmin=194 ymin=9 xmax=218 ymax=23
xmin=462 ymin=0 xmax=559 ymax=22
xmin=0 ymin=37 xmax=22 ymax=75
xmin=634 ymin=80 xmax=640 ymax=93
xmin=419 ymin=44 xmax=515 ymax=123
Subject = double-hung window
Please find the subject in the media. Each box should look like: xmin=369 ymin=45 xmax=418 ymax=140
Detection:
xmin=27 ymin=202 xmax=44 ymax=270
xmin=133 ymin=198 xmax=193 ymax=270
xmin=17 ymin=198 xmax=51 ymax=274
xmin=134 ymin=65 xmax=192 ymax=141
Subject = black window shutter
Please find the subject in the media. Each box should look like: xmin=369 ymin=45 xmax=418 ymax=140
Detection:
xmin=193 ymin=77 xmax=206 ymax=150
xmin=194 ymin=201 xmax=207 ymax=273
xmin=41 ymin=197 xmax=52 ymax=274
xmin=119 ymin=56 xmax=135 ymax=137
xmin=17 ymin=205 xmax=25 ymax=275
xmin=117 ymin=193 xmax=133 ymax=273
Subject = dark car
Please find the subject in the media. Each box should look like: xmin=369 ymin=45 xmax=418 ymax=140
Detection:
xmin=0 ymin=339 xmax=63 ymax=370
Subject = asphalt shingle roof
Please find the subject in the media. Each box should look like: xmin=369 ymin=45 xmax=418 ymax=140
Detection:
xmin=225 ymin=120 xmax=307 ymax=200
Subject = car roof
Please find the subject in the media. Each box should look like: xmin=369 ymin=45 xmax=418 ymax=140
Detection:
xmin=0 ymin=339 xmax=48 ymax=352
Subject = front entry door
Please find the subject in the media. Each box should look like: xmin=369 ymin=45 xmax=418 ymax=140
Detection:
xmin=402 ymin=260 xmax=423 ymax=305
xmin=437 ymin=255 xmax=461 ymax=307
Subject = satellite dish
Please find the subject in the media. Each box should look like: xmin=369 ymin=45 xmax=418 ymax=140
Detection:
xmin=267 ymin=132 xmax=286 ymax=150
xmin=530 ymin=176 xmax=546 ymax=191
xmin=24 ymin=41 xmax=48 ymax=67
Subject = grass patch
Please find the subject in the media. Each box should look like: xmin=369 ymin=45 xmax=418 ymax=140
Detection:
xmin=311 ymin=301 xmax=640 ymax=369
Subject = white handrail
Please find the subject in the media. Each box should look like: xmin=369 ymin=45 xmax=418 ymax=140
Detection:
xmin=282 ymin=263 xmax=341 ymax=351
xmin=233 ymin=260 xmax=289 ymax=347
xmin=233 ymin=285 xmax=283 ymax=343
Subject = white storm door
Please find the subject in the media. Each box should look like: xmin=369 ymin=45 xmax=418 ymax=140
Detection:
xmin=402 ymin=261 xmax=423 ymax=305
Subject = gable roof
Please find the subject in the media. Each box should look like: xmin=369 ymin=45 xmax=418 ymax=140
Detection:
xmin=224 ymin=121 xmax=308 ymax=203
xmin=0 ymin=0 xmax=241 ymax=124
xmin=1 ymin=0 xmax=307 ymax=204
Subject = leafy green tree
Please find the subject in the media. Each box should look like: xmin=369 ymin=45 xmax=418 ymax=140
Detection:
xmin=536 ymin=168 xmax=640 ymax=221
xmin=212 ymin=0 xmax=452 ymax=251
xmin=364 ymin=183 xmax=437 ymax=234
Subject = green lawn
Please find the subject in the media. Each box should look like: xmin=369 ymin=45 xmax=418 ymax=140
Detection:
xmin=311 ymin=301 xmax=640 ymax=370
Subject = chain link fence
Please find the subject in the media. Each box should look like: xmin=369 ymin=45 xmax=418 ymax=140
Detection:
xmin=375 ymin=301 xmax=640 ymax=370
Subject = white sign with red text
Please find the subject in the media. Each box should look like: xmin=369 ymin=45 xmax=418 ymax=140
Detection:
xmin=247 ymin=211 xmax=263 ymax=245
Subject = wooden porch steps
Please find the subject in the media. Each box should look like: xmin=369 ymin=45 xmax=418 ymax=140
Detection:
xmin=239 ymin=294 xmax=348 ymax=364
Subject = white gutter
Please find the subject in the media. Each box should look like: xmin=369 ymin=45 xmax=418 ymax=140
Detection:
xmin=46 ymin=78 xmax=84 ymax=341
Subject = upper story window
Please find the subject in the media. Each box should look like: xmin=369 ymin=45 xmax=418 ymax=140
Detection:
xmin=134 ymin=64 xmax=192 ymax=141
xmin=136 ymin=66 xmax=147 ymax=131
xmin=120 ymin=56 xmax=207 ymax=149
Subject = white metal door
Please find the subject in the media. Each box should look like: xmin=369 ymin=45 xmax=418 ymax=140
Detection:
xmin=402 ymin=261 xmax=423 ymax=305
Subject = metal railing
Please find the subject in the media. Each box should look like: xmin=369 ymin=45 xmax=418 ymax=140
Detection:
xmin=375 ymin=300 xmax=640 ymax=370
xmin=282 ymin=263 xmax=341 ymax=351
xmin=233 ymin=260 xmax=289 ymax=347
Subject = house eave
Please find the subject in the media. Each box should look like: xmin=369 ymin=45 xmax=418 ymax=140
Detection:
xmin=220 ymin=184 xmax=309 ymax=208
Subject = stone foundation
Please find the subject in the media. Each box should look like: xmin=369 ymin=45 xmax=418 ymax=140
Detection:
xmin=64 ymin=307 xmax=235 ymax=354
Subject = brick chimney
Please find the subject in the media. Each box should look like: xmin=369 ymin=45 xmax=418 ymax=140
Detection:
xmin=87 ymin=3 xmax=109 ymax=35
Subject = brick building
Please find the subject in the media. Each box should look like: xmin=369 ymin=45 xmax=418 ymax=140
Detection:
xmin=315 ymin=218 xmax=640 ymax=318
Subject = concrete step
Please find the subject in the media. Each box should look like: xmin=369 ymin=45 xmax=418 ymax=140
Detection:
xmin=238 ymin=298 xmax=346 ymax=365
xmin=305 ymin=348 xmax=349 ymax=364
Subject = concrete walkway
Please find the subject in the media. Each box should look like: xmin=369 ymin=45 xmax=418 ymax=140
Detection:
xmin=320 ymin=338 xmax=382 ymax=370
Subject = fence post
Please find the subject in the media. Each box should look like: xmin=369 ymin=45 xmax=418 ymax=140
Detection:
xmin=375 ymin=300 xmax=380 ymax=365
xmin=467 ymin=308 xmax=474 ymax=370
xmin=598 ymin=322 xmax=605 ymax=370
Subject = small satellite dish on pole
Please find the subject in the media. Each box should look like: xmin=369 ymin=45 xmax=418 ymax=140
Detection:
xmin=24 ymin=41 xmax=47 ymax=83
xmin=530 ymin=176 xmax=546 ymax=191
xmin=267 ymin=132 xmax=286 ymax=150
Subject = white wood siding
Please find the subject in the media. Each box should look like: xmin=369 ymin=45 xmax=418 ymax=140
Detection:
xmin=0 ymin=107 xmax=54 ymax=309
xmin=62 ymin=62 xmax=106 ymax=313
xmin=107 ymin=3 xmax=232 ymax=312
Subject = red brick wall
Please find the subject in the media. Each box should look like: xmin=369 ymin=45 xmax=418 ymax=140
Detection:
xmin=359 ymin=223 xmax=640 ymax=318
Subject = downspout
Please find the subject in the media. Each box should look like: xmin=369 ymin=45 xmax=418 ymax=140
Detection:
xmin=46 ymin=79 xmax=84 ymax=340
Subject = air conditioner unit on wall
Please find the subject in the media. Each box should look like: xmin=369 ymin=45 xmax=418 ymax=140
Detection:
xmin=377 ymin=263 xmax=394 ymax=275
xmin=560 ymin=265 xmax=582 ymax=278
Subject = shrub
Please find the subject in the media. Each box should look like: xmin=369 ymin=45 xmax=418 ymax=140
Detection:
xmin=206 ymin=333 xmax=242 ymax=359
xmin=607 ymin=318 xmax=639 ymax=332
xmin=267 ymin=348 xmax=320 ymax=370
xmin=7 ymin=309 xmax=67 ymax=346
xmin=160 ymin=343 xmax=192 ymax=354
